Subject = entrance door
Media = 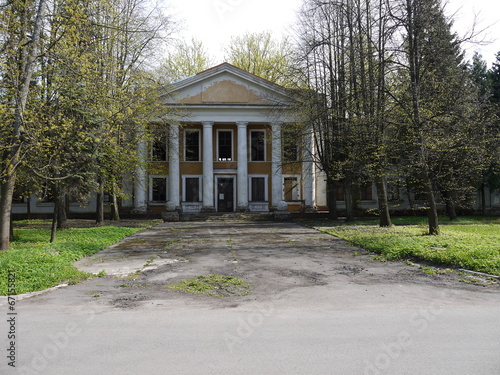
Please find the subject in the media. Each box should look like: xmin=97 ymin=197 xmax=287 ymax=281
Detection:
xmin=217 ymin=177 xmax=234 ymax=212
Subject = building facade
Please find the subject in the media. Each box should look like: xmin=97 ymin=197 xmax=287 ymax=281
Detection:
xmin=128 ymin=62 xmax=317 ymax=214
xmin=11 ymin=63 xmax=500 ymax=216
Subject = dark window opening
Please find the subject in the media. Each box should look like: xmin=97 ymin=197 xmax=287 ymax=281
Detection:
xmin=251 ymin=177 xmax=266 ymax=201
xmin=218 ymin=131 xmax=232 ymax=161
xmin=152 ymin=135 xmax=167 ymax=162
xmin=185 ymin=130 xmax=200 ymax=161
xmin=283 ymin=131 xmax=299 ymax=162
xmin=360 ymin=184 xmax=373 ymax=200
xmin=251 ymin=131 xmax=265 ymax=161
xmin=185 ymin=178 xmax=200 ymax=202
xmin=151 ymin=178 xmax=167 ymax=202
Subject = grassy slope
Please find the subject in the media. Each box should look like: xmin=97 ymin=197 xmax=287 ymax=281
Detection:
xmin=0 ymin=220 xmax=159 ymax=295
xmin=310 ymin=217 xmax=500 ymax=276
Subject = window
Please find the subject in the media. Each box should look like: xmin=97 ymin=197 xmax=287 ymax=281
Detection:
xmin=387 ymin=182 xmax=401 ymax=201
xmin=283 ymin=130 xmax=299 ymax=162
xmin=217 ymin=130 xmax=233 ymax=161
xmin=249 ymin=176 xmax=267 ymax=202
xmin=336 ymin=184 xmax=373 ymax=201
xmin=283 ymin=176 xmax=300 ymax=201
xmin=150 ymin=176 xmax=167 ymax=202
xmin=360 ymin=184 xmax=373 ymax=201
xmin=250 ymin=130 xmax=265 ymax=161
xmin=184 ymin=130 xmax=200 ymax=161
xmin=151 ymin=134 xmax=167 ymax=162
xmin=184 ymin=177 xmax=201 ymax=202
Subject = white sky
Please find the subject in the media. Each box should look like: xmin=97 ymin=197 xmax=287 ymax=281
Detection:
xmin=161 ymin=0 xmax=499 ymax=67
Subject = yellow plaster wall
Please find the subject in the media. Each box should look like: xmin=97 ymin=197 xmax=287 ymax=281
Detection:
xmin=181 ymin=80 xmax=272 ymax=105
xmin=180 ymin=162 xmax=203 ymax=175
xmin=148 ymin=162 xmax=169 ymax=175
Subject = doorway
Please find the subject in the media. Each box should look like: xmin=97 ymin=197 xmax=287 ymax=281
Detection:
xmin=217 ymin=177 xmax=234 ymax=212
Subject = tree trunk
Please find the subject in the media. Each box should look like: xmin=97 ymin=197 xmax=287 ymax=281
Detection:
xmin=56 ymin=188 xmax=68 ymax=229
xmin=443 ymin=191 xmax=457 ymax=220
xmin=423 ymin=174 xmax=440 ymax=235
xmin=376 ymin=177 xmax=392 ymax=227
xmin=0 ymin=170 xmax=17 ymax=251
xmin=9 ymin=212 xmax=14 ymax=242
xmin=326 ymin=178 xmax=338 ymax=220
xmin=95 ymin=178 xmax=104 ymax=225
xmin=345 ymin=182 xmax=355 ymax=222
xmin=111 ymin=179 xmax=120 ymax=221
xmin=481 ymin=184 xmax=487 ymax=216
xmin=50 ymin=194 xmax=59 ymax=243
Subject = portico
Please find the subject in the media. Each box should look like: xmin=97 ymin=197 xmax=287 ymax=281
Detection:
xmin=136 ymin=63 xmax=316 ymax=214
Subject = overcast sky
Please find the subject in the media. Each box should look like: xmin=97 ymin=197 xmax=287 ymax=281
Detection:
xmin=162 ymin=0 xmax=499 ymax=67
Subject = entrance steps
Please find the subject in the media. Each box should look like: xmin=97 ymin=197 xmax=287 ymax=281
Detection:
xmin=180 ymin=212 xmax=274 ymax=222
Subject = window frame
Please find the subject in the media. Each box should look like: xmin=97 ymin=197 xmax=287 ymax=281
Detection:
xmin=282 ymin=129 xmax=299 ymax=162
xmin=282 ymin=175 xmax=301 ymax=202
xmin=182 ymin=175 xmax=202 ymax=203
xmin=151 ymin=134 xmax=168 ymax=162
xmin=248 ymin=174 xmax=268 ymax=202
xmin=184 ymin=129 xmax=201 ymax=162
xmin=250 ymin=129 xmax=266 ymax=162
xmin=216 ymin=129 xmax=234 ymax=161
xmin=149 ymin=175 xmax=168 ymax=204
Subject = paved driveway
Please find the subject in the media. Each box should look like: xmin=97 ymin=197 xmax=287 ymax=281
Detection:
xmin=2 ymin=221 xmax=500 ymax=374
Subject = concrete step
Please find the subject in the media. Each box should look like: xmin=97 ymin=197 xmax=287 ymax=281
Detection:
xmin=180 ymin=212 xmax=274 ymax=222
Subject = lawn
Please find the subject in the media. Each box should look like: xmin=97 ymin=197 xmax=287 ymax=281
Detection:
xmin=309 ymin=217 xmax=500 ymax=276
xmin=0 ymin=220 xmax=160 ymax=295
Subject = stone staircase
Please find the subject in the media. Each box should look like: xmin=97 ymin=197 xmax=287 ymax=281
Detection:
xmin=180 ymin=212 xmax=274 ymax=222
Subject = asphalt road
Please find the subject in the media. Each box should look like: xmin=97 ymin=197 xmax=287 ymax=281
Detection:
xmin=1 ymin=221 xmax=499 ymax=375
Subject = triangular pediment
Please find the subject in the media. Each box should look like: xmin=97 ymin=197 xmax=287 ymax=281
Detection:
xmin=164 ymin=63 xmax=293 ymax=106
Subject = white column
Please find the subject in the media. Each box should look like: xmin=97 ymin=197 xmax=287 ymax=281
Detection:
xmin=168 ymin=124 xmax=180 ymax=208
xmin=133 ymin=125 xmax=147 ymax=213
xmin=237 ymin=122 xmax=249 ymax=211
xmin=271 ymin=122 xmax=283 ymax=208
xmin=302 ymin=126 xmax=316 ymax=212
xmin=202 ymin=122 xmax=215 ymax=211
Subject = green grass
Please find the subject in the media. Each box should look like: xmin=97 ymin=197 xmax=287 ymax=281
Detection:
xmin=314 ymin=218 xmax=500 ymax=276
xmin=0 ymin=220 xmax=159 ymax=295
xmin=168 ymin=274 xmax=252 ymax=297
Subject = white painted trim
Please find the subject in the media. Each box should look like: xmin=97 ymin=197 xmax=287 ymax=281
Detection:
xmin=283 ymin=174 xmax=301 ymax=202
xmin=214 ymin=168 xmax=237 ymax=173
xmin=248 ymin=174 xmax=269 ymax=202
xmin=202 ymin=122 xmax=214 ymax=209
xmin=168 ymin=124 xmax=181 ymax=207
